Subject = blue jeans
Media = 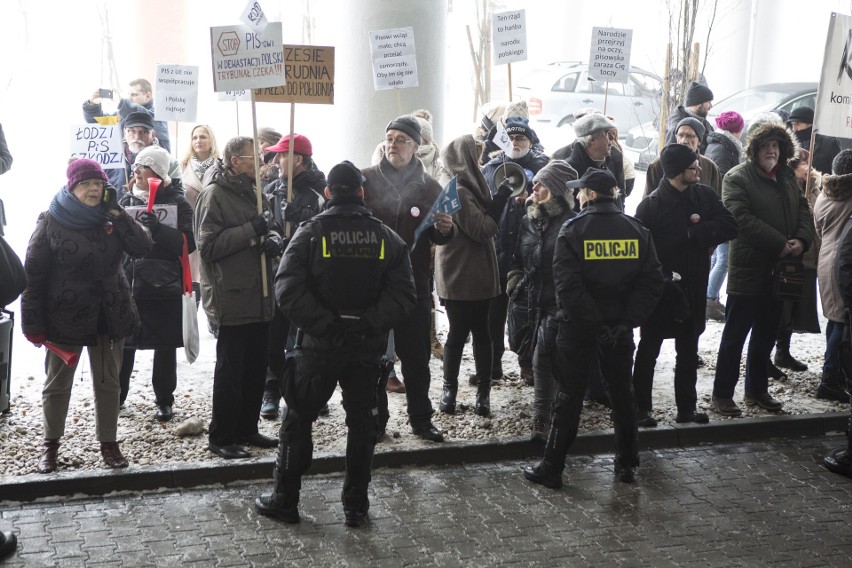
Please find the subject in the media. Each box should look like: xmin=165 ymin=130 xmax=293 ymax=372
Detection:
xmin=713 ymin=294 xmax=782 ymax=399
xmin=825 ymin=320 xmax=844 ymax=372
xmin=706 ymin=242 xmax=729 ymax=300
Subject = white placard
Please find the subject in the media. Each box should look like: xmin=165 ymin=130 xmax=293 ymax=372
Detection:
xmin=240 ymin=0 xmax=268 ymax=32
xmin=69 ymin=124 xmax=124 ymax=170
xmin=815 ymin=13 xmax=852 ymax=138
xmin=588 ymin=27 xmax=633 ymax=84
xmin=125 ymin=204 xmax=178 ymax=230
xmin=210 ymin=22 xmax=285 ymax=92
xmin=217 ymin=89 xmax=252 ymax=102
xmin=155 ymin=64 xmax=199 ymax=123
xmin=492 ymin=9 xmax=527 ymax=65
xmin=493 ymin=121 xmax=514 ymax=155
xmin=368 ymin=27 xmax=418 ymax=90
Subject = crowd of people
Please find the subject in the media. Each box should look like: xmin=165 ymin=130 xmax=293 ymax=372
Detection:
xmin=3 ymin=75 xmax=852 ymax=530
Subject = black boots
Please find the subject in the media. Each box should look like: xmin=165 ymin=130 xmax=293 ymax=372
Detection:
xmin=773 ymin=343 xmax=808 ymax=372
xmin=523 ymin=460 xmax=564 ymax=489
xmin=439 ymin=346 xmax=464 ymax=414
xmin=816 ymin=368 xmax=851 ymax=403
xmin=473 ymin=341 xmax=493 ymax=416
xmin=475 ymin=379 xmax=491 ymax=416
xmin=342 ymin=438 xmax=376 ymax=528
xmin=255 ymin=491 xmax=301 ymax=523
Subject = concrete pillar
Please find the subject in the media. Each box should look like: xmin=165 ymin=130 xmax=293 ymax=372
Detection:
xmin=331 ymin=0 xmax=447 ymax=168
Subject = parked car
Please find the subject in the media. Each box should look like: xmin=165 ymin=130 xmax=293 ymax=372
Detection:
xmin=513 ymin=62 xmax=664 ymax=147
xmin=623 ymin=82 xmax=818 ymax=170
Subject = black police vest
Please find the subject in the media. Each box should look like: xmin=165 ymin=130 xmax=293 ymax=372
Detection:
xmin=314 ymin=216 xmax=385 ymax=315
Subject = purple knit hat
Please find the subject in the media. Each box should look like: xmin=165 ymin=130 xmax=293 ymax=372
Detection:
xmin=715 ymin=111 xmax=745 ymax=134
xmin=66 ymin=158 xmax=108 ymax=190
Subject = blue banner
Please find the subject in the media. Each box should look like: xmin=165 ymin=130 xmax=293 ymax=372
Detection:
xmin=412 ymin=176 xmax=461 ymax=249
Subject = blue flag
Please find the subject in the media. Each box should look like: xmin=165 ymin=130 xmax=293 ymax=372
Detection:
xmin=412 ymin=176 xmax=461 ymax=250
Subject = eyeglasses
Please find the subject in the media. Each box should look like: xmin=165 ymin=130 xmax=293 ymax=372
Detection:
xmin=125 ymin=127 xmax=151 ymax=137
xmin=385 ymin=137 xmax=414 ymax=146
xmin=508 ymin=135 xmax=529 ymax=142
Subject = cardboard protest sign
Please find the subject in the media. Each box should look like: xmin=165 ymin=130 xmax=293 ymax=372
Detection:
xmin=253 ymin=45 xmax=335 ymax=104
xmin=69 ymin=124 xmax=123 ymax=170
xmin=126 ymin=204 xmax=178 ymax=229
xmin=815 ymin=12 xmax=852 ymax=138
xmin=155 ymin=64 xmax=199 ymax=122
xmin=369 ymin=27 xmax=418 ymax=90
xmin=492 ymin=9 xmax=527 ymax=65
xmin=412 ymin=176 xmax=462 ymax=248
xmin=588 ymin=27 xmax=633 ymax=83
xmin=210 ymin=22 xmax=284 ymax=92
xmin=217 ymin=89 xmax=252 ymax=102
xmin=240 ymin=0 xmax=268 ymax=32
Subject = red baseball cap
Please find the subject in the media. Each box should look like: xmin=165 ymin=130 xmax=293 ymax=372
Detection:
xmin=264 ymin=133 xmax=313 ymax=156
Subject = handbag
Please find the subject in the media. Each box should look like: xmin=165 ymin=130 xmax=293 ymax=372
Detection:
xmin=507 ymin=274 xmax=538 ymax=361
xmin=0 ymin=235 xmax=26 ymax=307
xmin=132 ymin=258 xmax=182 ymax=299
xmin=179 ymin=236 xmax=200 ymax=363
xmin=771 ymin=256 xmax=805 ymax=302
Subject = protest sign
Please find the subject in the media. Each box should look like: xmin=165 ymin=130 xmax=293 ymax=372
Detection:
xmin=240 ymin=0 xmax=268 ymax=32
xmin=493 ymin=121 xmax=513 ymax=155
xmin=369 ymin=27 xmax=418 ymax=90
xmin=412 ymin=176 xmax=462 ymax=248
xmin=126 ymin=204 xmax=178 ymax=230
xmin=210 ymin=22 xmax=284 ymax=91
xmin=492 ymin=9 xmax=527 ymax=65
xmin=588 ymin=27 xmax=633 ymax=83
xmin=217 ymin=89 xmax=252 ymax=102
xmin=253 ymin=45 xmax=335 ymax=104
xmin=815 ymin=12 xmax=852 ymax=138
xmin=69 ymin=124 xmax=123 ymax=170
xmin=155 ymin=64 xmax=199 ymax=122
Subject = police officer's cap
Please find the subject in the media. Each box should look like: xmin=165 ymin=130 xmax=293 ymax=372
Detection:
xmin=564 ymin=168 xmax=617 ymax=193
xmin=327 ymin=160 xmax=365 ymax=191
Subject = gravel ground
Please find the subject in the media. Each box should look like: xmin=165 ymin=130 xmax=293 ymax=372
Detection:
xmin=0 ymin=305 xmax=847 ymax=479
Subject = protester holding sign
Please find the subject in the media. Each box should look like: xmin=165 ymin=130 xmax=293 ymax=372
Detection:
xmin=435 ymin=134 xmax=502 ymax=417
xmin=21 ymin=159 xmax=152 ymax=473
xmin=118 ymin=146 xmax=196 ymax=422
xmin=83 ymin=78 xmax=171 ymax=152
xmin=362 ymin=115 xmax=455 ymax=443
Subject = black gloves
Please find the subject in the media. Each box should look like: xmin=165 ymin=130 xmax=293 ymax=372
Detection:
xmin=595 ymin=323 xmax=632 ymax=347
xmin=263 ymin=234 xmax=284 ymax=257
xmin=250 ymin=215 xmax=269 ymax=236
xmin=486 ymin=178 xmax=514 ymax=222
xmin=138 ymin=211 xmax=160 ymax=233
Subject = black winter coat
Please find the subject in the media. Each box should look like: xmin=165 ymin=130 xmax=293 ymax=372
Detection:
xmin=704 ymin=131 xmax=743 ymax=177
xmin=794 ymin=127 xmax=842 ymax=175
xmin=509 ymin=196 xmax=575 ymax=317
xmin=553 ymin=198 xmax=664 ymax=332
xmin=263 ymin=168 xmax=326 ymax=235
xmin=120 ymin=179 xmax=196 ymax=349
xmin=552 ymin=140 xmax=626 ymax=211
xmin=634 ymin=180 xmax=738 ymax=337
xmin=664 ymin=106 xmax=714 ymax=154
xmin=275 ymin=198 xmax=416 ymax=361
xmin=22 ymin=205 xmax=152 ymax=345
xmin=481 ymin=149 xmax=550 ymax=279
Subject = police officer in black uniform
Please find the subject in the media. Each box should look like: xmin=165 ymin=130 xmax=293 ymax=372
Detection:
xmin=523 ymin=168 xmax=664 ymax=487
xmin=255 ymin=161 xmax=416 ymax=527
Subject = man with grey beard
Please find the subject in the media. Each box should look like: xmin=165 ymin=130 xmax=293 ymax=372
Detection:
xmin=481 ymin=116 xmax=550 ymax=386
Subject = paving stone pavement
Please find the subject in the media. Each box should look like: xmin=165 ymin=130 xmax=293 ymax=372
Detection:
xmin=2 ymin=435 xmax=852 ymax=567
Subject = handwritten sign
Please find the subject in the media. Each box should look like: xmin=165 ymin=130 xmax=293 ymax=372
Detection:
xmin=155 ymin=64 xmax=199 ymax=122
xmin=369 ymin=27 xmax=418 ymax=90
xmin=240 ymin=0 xmax=268 ymax=32
xmin=253 ymin=45 xmax=335 ymax=104
xmin=492 ymin=9 xmax=527 ymax=65
xmin=588 ymin=27 xmax=633 ymax=83
xmin=217 ymin=90 xmax=252 ymax=102
xmin=126 ymin=204 xmax=178 ymax=229
xmin=69 ymin=124 xmax=124 ymax=170
xmin=210 ymin=22 xmax=285 ymax=91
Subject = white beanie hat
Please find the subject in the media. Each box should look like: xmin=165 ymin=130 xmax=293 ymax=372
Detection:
xmin=134 ymin=146 xmax=172 ymax=185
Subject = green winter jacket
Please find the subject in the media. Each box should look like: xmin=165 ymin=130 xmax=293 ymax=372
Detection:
xmin=722 ymin=122 xmax=814 ymax=296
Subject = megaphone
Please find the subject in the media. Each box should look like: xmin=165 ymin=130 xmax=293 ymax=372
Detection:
xmin=44 ymin=342 xmax=80 ymax=367
xmin=492 ymin=161 xmax=529 ymax=198
xmin=146 ymin=178 xmax=162 ymax=213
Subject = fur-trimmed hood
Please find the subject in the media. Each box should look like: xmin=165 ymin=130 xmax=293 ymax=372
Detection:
xmin=821 ymin=171 xmax=852 ymax=200
xmin=525 ymin=193 xmax=571 ymax=223
xmin=744 ymin=121 xmax=799 ymax=164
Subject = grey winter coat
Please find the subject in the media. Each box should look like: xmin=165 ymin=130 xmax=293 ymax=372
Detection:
xmin=815 ymin=171 xmax=852 ymax=321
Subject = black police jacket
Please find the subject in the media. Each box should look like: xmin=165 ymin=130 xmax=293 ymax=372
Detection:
xmin=275 ymin=196 xmax=417 ymax=359
xmin=553 ymin=198 xmax=664 ymax=333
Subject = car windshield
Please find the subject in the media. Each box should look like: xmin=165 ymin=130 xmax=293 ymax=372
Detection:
xmin=713 ymin=89 xmax=796 ymax=115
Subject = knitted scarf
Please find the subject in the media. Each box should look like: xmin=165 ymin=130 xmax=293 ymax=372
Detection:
xmin=48 ymin=186 xmax=107 ymax=230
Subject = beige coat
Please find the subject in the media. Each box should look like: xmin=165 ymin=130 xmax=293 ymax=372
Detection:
xmin=434 ymin=135 xmax=501 ymax=301
xmin=815 ymin=172 xmax=852 ymax=321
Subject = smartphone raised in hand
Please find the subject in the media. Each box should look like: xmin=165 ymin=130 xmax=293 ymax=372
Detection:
xmin=99 ymin=88 xmax=114 ymax=99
